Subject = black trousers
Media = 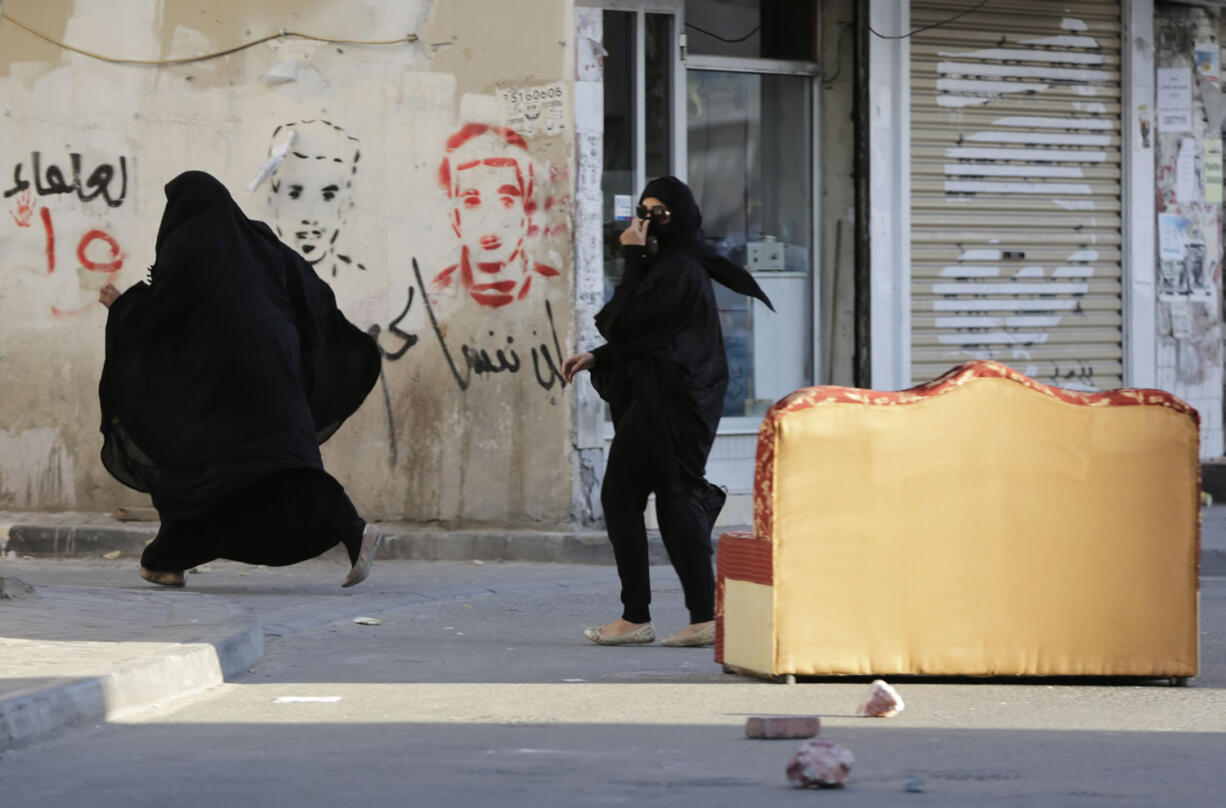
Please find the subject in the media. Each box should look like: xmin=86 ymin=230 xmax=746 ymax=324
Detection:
xmin=142 ymin=468 xmax=365 ymax=572
xmin=601 ymin=401 xmax=724 ymax=624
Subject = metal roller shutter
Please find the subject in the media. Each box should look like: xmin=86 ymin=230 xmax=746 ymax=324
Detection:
xmin=909 ymin=0 xmax=1123 ymax=391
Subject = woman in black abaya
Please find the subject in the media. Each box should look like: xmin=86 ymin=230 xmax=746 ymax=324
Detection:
xmin=98 ymin=171 xmax=383 ymax=588
xmin=562 ymin=177 xmax=772 ymax=647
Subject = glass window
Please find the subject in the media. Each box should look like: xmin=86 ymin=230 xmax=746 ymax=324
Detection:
xmin=684 ymin=0 xmax=815 ymax=61
xmin=645 ymin=14 xmax=673 ymax=179
xmin=602 ymin=11 xmax=635 ymax=296
xmin=687 ymin=70 xmax=812 ymax=417
xmin=601 ymin=11 xmax=675 ymax=295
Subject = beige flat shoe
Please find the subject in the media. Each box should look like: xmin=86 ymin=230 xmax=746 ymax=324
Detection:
xmin=139 ymin=566 xmax=185 ymax=588
xmin=661 ymin=621 xmax=715 ymax=647
xmin=341 ymin=524 xmax=384 ymax=588
xmin=583 ymin=623 xmax=656 ymax=646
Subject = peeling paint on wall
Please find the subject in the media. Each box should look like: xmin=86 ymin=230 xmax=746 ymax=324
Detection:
xmin=0 ymin=428 xmax=76 ymax=509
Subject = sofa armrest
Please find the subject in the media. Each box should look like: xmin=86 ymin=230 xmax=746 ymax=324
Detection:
xmin=715 ymin=531 xmax=773 ymax=664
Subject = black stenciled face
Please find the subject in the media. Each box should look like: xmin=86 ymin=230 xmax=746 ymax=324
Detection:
xmin=271 ymin=164 xmax=349 ymax=264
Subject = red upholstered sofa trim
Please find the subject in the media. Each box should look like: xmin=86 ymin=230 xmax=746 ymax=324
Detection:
xmin=714 ymin=530 xmax=772 ymax=663
xmin=752 ymin=359 xmax=1199 ymax=543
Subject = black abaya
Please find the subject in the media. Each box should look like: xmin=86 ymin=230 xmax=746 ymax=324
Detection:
xmin=589 ymin=176 xmax=770 ymax=624
xmin=98 ymin=171 xmax=380 ymax=570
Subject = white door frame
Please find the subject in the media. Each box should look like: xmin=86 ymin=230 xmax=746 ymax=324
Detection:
xmin=1122 ymin=0 xmax=1157 ymax=389
xmin=867 ymin=0 xmax=911 ymax=392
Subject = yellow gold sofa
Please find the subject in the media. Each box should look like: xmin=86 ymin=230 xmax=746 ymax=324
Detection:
xmin=715 ymin=360 xmax=1201 ymax=682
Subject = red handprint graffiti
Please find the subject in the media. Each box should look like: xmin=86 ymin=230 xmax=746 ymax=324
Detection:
xmin=9 ymin=189 xmax=36 ymax=227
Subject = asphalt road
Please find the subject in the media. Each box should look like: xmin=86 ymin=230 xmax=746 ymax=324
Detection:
xmin=2 ymin=558 xmax=1224 ymax=807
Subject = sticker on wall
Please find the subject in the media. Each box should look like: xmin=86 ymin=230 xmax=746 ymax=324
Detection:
xmin=613 ymin=194 xmax=633 ymax=221
xmin=1205 ymin=138 xmax=1223 ymax=204
xmin=499 ymin=82 xmax=567 ymax=138
xmin=1159 ymin=212 xmax=1189 ymax=262
xmin=1196 ymin=42 xmax=1220 ymax=83
xmin=1136 ymin=104 xmax=1152 ymax=151
xmin=1157 ymin=68 xmax=1193 ymax=132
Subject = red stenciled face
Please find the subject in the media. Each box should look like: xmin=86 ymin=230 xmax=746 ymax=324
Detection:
xmin=451 ymin=157 xmax=529 ymax=305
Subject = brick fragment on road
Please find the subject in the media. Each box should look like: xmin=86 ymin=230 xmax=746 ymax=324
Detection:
xmin=744 ymin=715 xmax=821 ymax=739
xmin=786 ymin=739 xmax=855 ymax=788
xmin=858 ymin=678 xmax=905 ymax=717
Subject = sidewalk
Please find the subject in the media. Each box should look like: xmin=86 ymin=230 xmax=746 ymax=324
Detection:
xmin=2 ymin=507 xmax=1223 ymax=574
xmin=0 ymin=574 xmax=263 ymax=752
xmin=0 ymin=556 xmax=619 ymax=753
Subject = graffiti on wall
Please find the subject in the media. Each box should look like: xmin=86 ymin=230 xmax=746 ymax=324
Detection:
xmin=923 ymin=16 xmax=1118 ymax=392
xmin=4 ymin=152 xmax=129 ymax=207
xmin=371 ymin=259 xmax=567 ymax=392
xmin=267 ymin=120 xmax=365 ymax=277
xmin=433 ymin=124 xmax=560 ymax=307
xmin=4 ymin=151 xmax=129 ymax=317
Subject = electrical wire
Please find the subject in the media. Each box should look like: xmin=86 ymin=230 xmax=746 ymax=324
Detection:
xmin=685 ymin=21 xmax=761 ymax=44
xmin=869 ymin=0 xmax=990 ymax=40
xmin=0 ymin=10 xmax=417 ymax=66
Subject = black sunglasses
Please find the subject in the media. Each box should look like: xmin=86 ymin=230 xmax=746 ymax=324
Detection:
xmin=636 ymin=204 xmax=672 ymax=223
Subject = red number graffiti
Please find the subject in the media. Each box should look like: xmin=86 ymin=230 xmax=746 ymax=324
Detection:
xmin=41 ymin=206 xmax=55 ymax=273
xmin=77 ymin=229 xmax=124 ymax=272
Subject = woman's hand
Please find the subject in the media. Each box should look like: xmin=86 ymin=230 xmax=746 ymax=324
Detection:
xmin=619 ymin=217 xmax=648 ymax=247
xmin=561 ymin=351 xmax=596 ymax=384
xmin=98 ymin=283 xmax=120 ymax=310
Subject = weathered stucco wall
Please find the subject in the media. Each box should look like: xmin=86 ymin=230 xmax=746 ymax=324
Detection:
xmin=1154 ymin=3 xmax=1224 ymax=458
xmin=0 ymin=0 xmax=578 ymax=522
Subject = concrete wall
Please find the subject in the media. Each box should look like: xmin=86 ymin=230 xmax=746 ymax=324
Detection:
xmin=1154 ymin=3 xmax=1225 ymax=458
xmin=0 ymin=0 xmax=579 ymax=522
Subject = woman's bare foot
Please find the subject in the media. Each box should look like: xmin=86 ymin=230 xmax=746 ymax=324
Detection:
xmin=661 ymin=620 xmax=715 ymax=647
xmin=139 ymin=566 xmax=185 ymax=587
xmin=598 ymin=618 xmax=650 ymax=638
xmin=582 ymin=618 xmax=655 ymax=645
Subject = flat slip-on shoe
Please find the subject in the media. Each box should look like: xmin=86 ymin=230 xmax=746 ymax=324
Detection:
xmin=583 ymin=623 xmax=656 ymax=646
xmin=342 ymin=524 xmax=384 ymax=588
xmin=661 ymin=622 xmax=715 ymax=647
xmin=139 ymin=566 xmax=185 ymax=588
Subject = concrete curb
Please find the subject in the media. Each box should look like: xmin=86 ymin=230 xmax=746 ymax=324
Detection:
xmin=1 ymin=523 xmax=675 ymax=566
xmin=0 ymin=598 xmax=263 ymax=753
xmin=3 ymin=520 xmax=1223 ymax=574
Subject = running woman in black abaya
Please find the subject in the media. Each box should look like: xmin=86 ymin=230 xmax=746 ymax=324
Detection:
xmin=562 ymin=177 xmax=773 ymax=647
xmin=98 ymin=171 xmax=383 ymax=589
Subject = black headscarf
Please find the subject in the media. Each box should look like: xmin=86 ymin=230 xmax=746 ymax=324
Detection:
xmin=639 ymin=176 xmax=774 ymax=311
xmin=99 ymin=171 xmax=380 ymax=519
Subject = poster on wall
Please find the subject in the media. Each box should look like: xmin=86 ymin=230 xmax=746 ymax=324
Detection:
xmin=1196 ymin=42 xmax=1221 ymax=83
xmin=1157 ymin=67 xmax=1193 ymax=131
xmin=1205 ymin=138 xmax=1223 ymax=203
xmin=1158 ymin=213 xmax=1213 ymax=299
xmin=499 ymin=82 xmax=567 ymax=138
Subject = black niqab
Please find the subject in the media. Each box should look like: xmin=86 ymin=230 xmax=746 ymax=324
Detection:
xmin=591 ymin=176 xmax=770 ymax=494
xmin=99 ymin=170 xmax=380 ymax=520
xmin=639 ymin=176 xmax=773 ymax=311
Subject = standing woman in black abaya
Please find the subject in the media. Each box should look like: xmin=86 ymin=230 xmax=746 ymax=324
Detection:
xmin=562 ymin=177 xmax=772 ymax=647
xmin=98 ymin=171 xmax=383 ymax=588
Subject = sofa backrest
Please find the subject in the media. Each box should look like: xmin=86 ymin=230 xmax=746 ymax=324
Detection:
xmin=753 ymin=360 xmax=1200 ymax=676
